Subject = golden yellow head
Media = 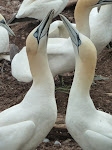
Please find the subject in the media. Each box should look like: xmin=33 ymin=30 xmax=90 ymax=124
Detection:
xmin=60 ymin=14 xmax=97 ymax=66
xmin=26 ymin=10 xmax=54 ymax=56
xmin=78 ymin=34 xmax=97 ymax=66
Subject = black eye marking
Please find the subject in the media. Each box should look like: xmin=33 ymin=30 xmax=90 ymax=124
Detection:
xmin=0 ymin=19 xmax=6 ymax=24
xmin=33 ymin=32 xmax=38 ymax=38
xmin=33 ymin=27 xmax=40 ymax=44
xmin=76 ymin=32 xmax=81 ymax=47
xmin=33 ymin=14 xmax=50 ymax=44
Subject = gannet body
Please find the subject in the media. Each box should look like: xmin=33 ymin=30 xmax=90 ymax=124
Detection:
xmin=49 ymin=20 xmax=76 ymax=38
xmin=11 ymin=46 xmax=32 ymax=82
xmin=0 ymin=14 xmax=15 ymax=60
xmin=12 ymin=0 xmax=112 ymax=82
xmin=90 ymin=5 xmax=112 ymax=55
xmin=11 ymin=38 xmax=74 ymax=82
xmin=60 ymin=14 xmax=112 ymax=150
xmin=0 ymin=10 xmax=57 ymax=150
xmin=0 ymin=26 xmax=9 ymax=53
xmin=16 ymin=0 xmax=69 ymax=20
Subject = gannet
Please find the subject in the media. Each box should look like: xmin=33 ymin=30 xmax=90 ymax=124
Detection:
xmin=16 ymin=0 xmax=69 ymax=20
xmin=90 ymin=5 xmax=112 ymax=55
xmin=11 ymin=0 xmax=112 ymax=82
xmin=0 ymin=10 xmax=57 ymax=150
xmin=49 ymin=4 xmax=112 ymax=55
xmin=49 ymin=20 xmax=76 ymax=38
xmin=60 ymin=14 xmax=112 ymax=150
xmin=0 ymin=14 xmax=15 ymax=61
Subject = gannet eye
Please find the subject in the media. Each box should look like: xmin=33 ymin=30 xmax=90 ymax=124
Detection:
xmin=0 ymin=19 xmax=6 ymax=24
xmin=33 ymin=32 xmax=38 ymax=38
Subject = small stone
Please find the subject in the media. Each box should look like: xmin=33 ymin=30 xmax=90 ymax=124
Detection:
xmin=43 ymin=138 xmax=50 ymax=143
xmin=54 ymin=140 xmax=61 ymax=146
xmin=22 ymin=37 xmax=25 ymax=40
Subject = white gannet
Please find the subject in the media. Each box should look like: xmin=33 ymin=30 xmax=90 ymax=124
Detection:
xmin=60 ymin=14 xmax=112 ymax=150
xmin=49 ymin=20 xmax=76 ymax=38
xmin=11 ymin=0 xmax=112 ymax=82
xmin=16 ymin=0 xmax=69 ymax=20
xmin=11 ymin=46 xmax=32 ymax=82
xmin=0 ymin=10 xmax=57 ymax=150
xmin=0 ymin=14 xmax=15 ymax=61
xmin=90 ymin=5 xmax=112 ymax=55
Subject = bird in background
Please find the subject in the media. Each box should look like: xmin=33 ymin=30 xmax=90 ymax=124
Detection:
xmin=0 ymin=14 xmax=15 ymax=61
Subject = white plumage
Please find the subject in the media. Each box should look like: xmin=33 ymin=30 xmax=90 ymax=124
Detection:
xmin=90 ymin=5 xmax=112 ymax=55
xmin=0 ymin=14 xmax=14 ymax=60
xmin=0 ymin=26 xmax=9 ymax=53
xmin=16 ymin=0 xmax=68 ymax=20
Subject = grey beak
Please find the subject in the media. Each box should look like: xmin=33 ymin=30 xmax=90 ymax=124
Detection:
xmin=33 ymin=10 xmax=54 ymax=43
xmin=95 ymin=0 xmax=112 ymax=6
xmin=59 ymin=14 xmax=81 ymax=48
xmin=3 ymin=23 xmax=15 ymax=36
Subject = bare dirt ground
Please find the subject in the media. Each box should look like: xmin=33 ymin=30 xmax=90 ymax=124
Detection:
xmin=0 ymin=0 xmax=112 ymax=149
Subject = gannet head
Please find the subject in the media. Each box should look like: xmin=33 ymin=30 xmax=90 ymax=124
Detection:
xmin=26 ymin=10 xmax=54 ymax=56
xmin=78 ymin=0 xmax=112 ymax=8
xmin=0 ymin=14 xmax=15 ymax=36
xmin=60 ymin=14 xmax=97 ymax=66
xmin=60 ymin=15 xmax=97 ymax=89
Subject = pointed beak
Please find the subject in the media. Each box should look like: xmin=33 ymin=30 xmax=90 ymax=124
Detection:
xmin=97 ymin=6 xmax=101 ymax=12
xmin=33 ymin=10 xmax=54 ymax=43
xmin=59 ymin=14 xmax=81 ymax=48
xmin=95 ymin=0 xmax=112 ymax=7
xmin=3 ymin=23 xmax=15 ymax=36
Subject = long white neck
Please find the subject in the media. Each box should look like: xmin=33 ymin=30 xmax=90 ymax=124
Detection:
xmin=75 ymin=2 xmax=91 ymax=38
xmin=70 ymin=38 xmax=97 ymax=97
xmin=27 ymin=52 xmax=54 ymax=91
xmin=72 ymin=58 xmax=95 ymax=96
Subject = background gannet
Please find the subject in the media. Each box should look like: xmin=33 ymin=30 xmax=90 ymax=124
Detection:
xmin=11 ymin=46 xmax=32 ymax=82
xmin=60 ymin=14 xmax=112 ymax=150
xmin=16 ymin=0 xmax=69 ymax=20
xmin=0 ymin=10 xmax=57 ymax=150
xmin=49 ymin=3 xmax=112 ymax=55
xmin=11 ymin=37 xmax=75 ymax=82
xmin=49 ymin=20 xmax=76 ymax=38
xmin=0 ymin=14 xmax=15 ymax=61
xmin=90 ymin=5 xmax=112 ymax=55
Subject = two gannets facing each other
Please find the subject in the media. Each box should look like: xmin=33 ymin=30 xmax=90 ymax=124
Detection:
xmin=16 ymin=0 xmax=69 ymax=20
xmin=0 ymin=14 xmax=15 ymax=61
xmin=0 ymin=10 xmax=57 ymax=150
xmin=60 ymin=15 xmax=112 ymax=150
xmin=11 ymin=0 xmax=112 ymax=83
